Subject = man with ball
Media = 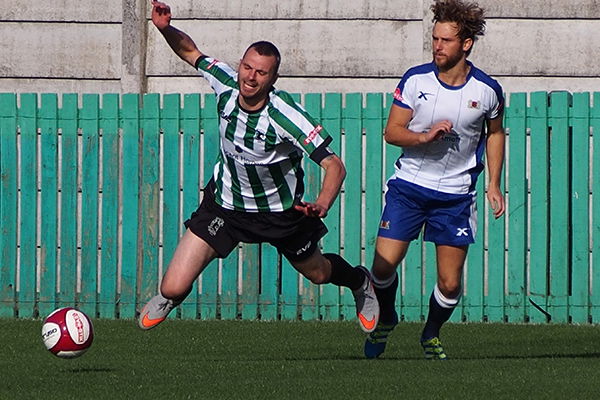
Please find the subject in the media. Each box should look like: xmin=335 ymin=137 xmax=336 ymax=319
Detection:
xmin=138 ymin=1 xmax=379 ymax=335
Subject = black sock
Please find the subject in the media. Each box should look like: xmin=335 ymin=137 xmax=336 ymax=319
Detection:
xmin=323 ymin=253 xmax=365 ymax=290
xmin=421 ymin=292 xmax=456 ymax=340
xmin=373 ymin=273 xmax=398 ymax=324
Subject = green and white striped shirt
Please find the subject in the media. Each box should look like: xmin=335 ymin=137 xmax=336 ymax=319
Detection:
xmin=197 ymin=56 xmax=333 ymax=212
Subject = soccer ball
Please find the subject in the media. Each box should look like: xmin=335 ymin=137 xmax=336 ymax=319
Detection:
xmin=41 ymin=307 xmax=94 ymax=359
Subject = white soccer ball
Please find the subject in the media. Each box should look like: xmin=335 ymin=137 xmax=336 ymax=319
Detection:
xmin=41 ymin=307 xmax=94 ymax=359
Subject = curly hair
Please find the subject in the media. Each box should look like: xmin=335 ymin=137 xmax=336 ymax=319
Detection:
xmin=431 ymin=0 xmax=486 ymax=42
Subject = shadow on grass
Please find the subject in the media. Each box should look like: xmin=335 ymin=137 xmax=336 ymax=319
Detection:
xmin=65 ymin=367 xmax=117 ymax=373
xmin=263 ymin=351 xmax=600 ymax=362
xmin=349 ymin=352 xmax=600 ymax=361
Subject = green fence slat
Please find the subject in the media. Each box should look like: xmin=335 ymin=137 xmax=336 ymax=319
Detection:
xmin=161 ymin=94 xmax=183 ymax=319
xmin=279 ymin=74 xmax=304 ymax=321
xmin=180 ymin=94 xmax=201 ymax=320
xmin=426 ymin=243 xmax=443 ymax=321
xmin=570 ymin=92 xmax=590 ymax=323
xmin=591 ymin=92 xmax=600 ymax=321
xmin=363 ymin=93 xmax=384 ymax=268
xmin=306 ymin=93 xmax=335 ymax=320
xmin=120 ymin=94 xmax=140 ymax=318
xmin=17 ymin=93 xmax=38 ymax=318
xmin=79 ymin=94 xmax=100 ymax=317
xmin=464 ymin=176 xmax=486 ymax=321
xmin=57 ymin=94 xmax=78 ymax=310
xmin=38 ymin=93 xmax=59 ymax=317
xmin=139 ymin=94 xmax=161 ymax=314
xmin=198 ymin=94 xmax=217 ymax=320
xmin=260 ymin=244 xmax=278 ymax=320
xmin=0 ymin=93 xmax=17 ymax=317
xmin=548 ymin=91 xmax=571 ymax=322
xmin=506 ymin=92 xmax=527 ymax=323
xmin=221 ymin=254 xmax=239 ymax=320
xmin=341 ymin=93 xmax=363 ymax=267
xmin=241 ymin=243 xmax=260 ymax=320
xmin=279 ymin=258 xmax=298 ymax=320
xmin=527 ymin=92 xmax=550 ymax=323
xmin=293 ymin=94 xmax=318 ymax=321
xmin=485 ymin=153 xmax=506 ymax=322
xmin=340 ymin=93 xmax=362 ymax=321
xmin=384 ymin=93 xmax=401 ymax=180
xmin=321 ymin=93 xmax=343 ymax=320
xmin=98 ymin=94 xmax=120 ymax=318
xmin=307 ymin=92 xmax=344 ymax=321
xmin=281 ymin=94 xmax=314 ymax=321
xmin=402 ymin=239 xmax=423 ymax=322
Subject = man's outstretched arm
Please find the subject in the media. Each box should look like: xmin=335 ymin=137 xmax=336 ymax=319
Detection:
xmin=151 ymin=1 xmax=203 ymax=67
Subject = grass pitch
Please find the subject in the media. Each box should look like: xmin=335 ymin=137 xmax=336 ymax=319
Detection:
xmin=2 ymin=318 xmax=599 ymax=399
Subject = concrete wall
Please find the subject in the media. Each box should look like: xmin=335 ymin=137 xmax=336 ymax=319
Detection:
xmin=0 ymin=0 xmax=598 ymax=96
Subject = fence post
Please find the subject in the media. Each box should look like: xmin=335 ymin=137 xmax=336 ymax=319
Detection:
xmin=320 ymin=93 xmax=343 ymax=321
xmin=486 ymin=96 xmax=507 ymax=322
xmin=38 ymin=93 xmax=59 ymax=317
xmin=570 ymin=92 xmax=591 ymax=323
xmin=79 ymin=94 xmax=100 ymax=317
xmin=139 ymin=93 xmax=161 ymax=313
xmin=18 ymin=93 xmax=38 ymax=318
xmin=363 ymin=93 xmax=384 ymax=271
xmin=506 ymin=92 xmax=528 ymax=323
xmin=340 ymin=93 xmax=362 ymax=321
xmin=591 ymin=92 xmax=600 ymax=322
xmin=98 ymin=94 xmax=120 ymax=318
xmin=198 ymin=94 xmax=220 ymax=320
xmin=548 ymin=91 xmax=571 ymax=322
xmin=58 ymin=94 xmax=79 ymax=310
xmin=160 ymin=93 xmax=183 ymax=319
xmin=120 ymin=93 xmax=140 ymax=318
xmin=0 ymin=93 xmax=17 ymax=317
xmin=528 ymin=92 xmax=550 ymax=323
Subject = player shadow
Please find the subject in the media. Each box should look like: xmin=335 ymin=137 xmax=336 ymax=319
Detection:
xmin=470 ymin=352 xmax=600 ymax=361
xmin=351 ymin=352 xmax=600 ymax=361
xmin=277 ymin=350 xmax=600 ymax=362
xmin=66 ymin=367 xmax=117 ymax=373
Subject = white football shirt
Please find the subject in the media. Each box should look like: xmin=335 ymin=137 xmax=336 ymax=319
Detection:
xmin=391 ymin=61 xmax=504 ymax=194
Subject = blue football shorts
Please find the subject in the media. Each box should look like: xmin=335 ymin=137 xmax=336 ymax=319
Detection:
xmin=377 ymin=178 xmax=477 ymax=246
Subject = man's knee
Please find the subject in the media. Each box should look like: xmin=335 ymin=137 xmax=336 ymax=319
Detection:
xmin=437 ymin=280 xmax=461 ymax=298
xmin=305 ymin=269 xmax=329 ymax=284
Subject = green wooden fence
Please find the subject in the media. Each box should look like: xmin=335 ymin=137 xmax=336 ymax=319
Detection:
xmin=1 ymin=91 xmax=599 ymax=323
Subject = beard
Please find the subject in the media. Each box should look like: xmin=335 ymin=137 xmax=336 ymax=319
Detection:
xmin=433 ymin=51 xmax=463 ymax=72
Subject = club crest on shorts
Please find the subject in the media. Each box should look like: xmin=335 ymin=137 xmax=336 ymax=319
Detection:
xmin=380 ymin=220 xmax=390 ymax=230
xmin=208 ymin=217 xmax=224 ymax=236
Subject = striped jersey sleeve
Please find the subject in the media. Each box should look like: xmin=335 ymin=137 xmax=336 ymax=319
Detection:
xmin=195 ymin=56 xmax=238 ymax=95
xmin=268 ymin=90 xmax=332 ymax=159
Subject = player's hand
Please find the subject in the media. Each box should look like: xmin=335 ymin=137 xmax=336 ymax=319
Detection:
xmin=487 ymin=185 xmax=505 ymax=219
xmin=420 ymin=120 xmax=452 ymax=144
xmin=294 ymin=201 xmax=328 ymax=218
xmin=151 ymin=1 xmax=172 ymax=30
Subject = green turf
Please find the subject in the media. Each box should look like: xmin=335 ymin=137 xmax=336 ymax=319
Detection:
xmin=2 ymin=318 xmax=600 ymax=399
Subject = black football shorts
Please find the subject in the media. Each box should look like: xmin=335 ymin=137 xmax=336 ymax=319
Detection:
xmin=184 ymin=181 xmax=328 ymax=262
